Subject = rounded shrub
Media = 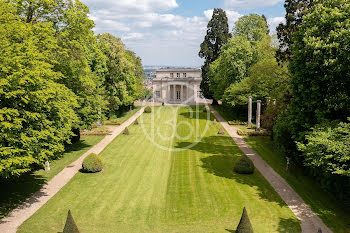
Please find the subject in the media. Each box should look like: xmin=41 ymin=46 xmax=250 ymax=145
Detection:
xmin=234 ymin=156 xmax=254 ymax=174
xmin=144 ymin=106 xmax=152 ymax=113
xmin=203 ymin=106 xmax=210 ymax=113
xmin=82 ymin=153 xmax=103 ymax=173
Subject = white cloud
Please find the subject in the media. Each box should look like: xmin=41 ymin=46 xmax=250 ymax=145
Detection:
xmin=224 ymin=0 xmax=283 ymax=9
xmin=267 ymin=17 xmax=285 ymax=32
xmin=122 ymin=32 xmax=144 ymax=40
xmin=83 ymin=0 xmax=284 ymax=66
xmin=204 ymin=9 xmax=242 ymax=26
xmin=84 ymin=0 xmax=178 ymax=13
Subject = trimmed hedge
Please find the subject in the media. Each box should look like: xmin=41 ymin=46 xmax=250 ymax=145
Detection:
xmin=82 ymin=153 xmax=103 ymax=173
xmin=237 ymin=129 xmax=271 ymax=136
xmin=228 ymin=120 xmax=247 ymax=126
xmin=103 ymin=121 xmax=122 ymax=125
xmin=144 ymin=106 xmax=152 ymax=113
xmin=234 ymin=156 xmax=254 ymax=174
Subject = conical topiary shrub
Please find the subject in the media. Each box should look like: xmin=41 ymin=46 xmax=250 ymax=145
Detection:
xmin=63 ymin=210 xmax=80 ymax=233
xmin=134 ymin=118 xmax=139 ymax=125
xmin=236 ymin=207 xmax=254 ymax=233
xmin=123 ymin=127 xmax=129 ymax=135
xmin=218 ymin=127 xmax=225 ymax=135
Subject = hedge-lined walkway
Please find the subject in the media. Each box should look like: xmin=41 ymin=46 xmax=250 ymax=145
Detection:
xmin=210 ymin=106 xmax=332 ymax=233
xmin=0 ymin=107 xmax=145 ymax=233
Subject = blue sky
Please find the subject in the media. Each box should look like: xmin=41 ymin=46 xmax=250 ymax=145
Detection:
xmin=82 ymin=0 xmax=286 ymax=67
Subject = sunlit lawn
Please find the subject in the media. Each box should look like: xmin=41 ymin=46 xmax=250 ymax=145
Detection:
xmin=18 ymin=106 xmax=300 ymax=233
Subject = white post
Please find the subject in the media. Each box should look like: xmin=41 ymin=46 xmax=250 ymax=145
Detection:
xmin=248 ymin=96 xmax=252 ymax=127
xmin=256 ymin=100 xmax=261 ymax=131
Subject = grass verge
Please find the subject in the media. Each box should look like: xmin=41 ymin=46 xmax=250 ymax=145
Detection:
xmin=245 ymin=136 xmax=350 ymax=233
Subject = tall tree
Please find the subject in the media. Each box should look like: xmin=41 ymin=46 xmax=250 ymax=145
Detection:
xmin=98 ymin=33 xmax=140 ymax=116
xmin=276 ymin=0 xmax=313 ymax=62
xmin=0 ymin=1 xmax=78 ymax=178
xmin=233 ymin=14 xmax=269 ymax=43
xmin=199 ymin=8 xmax=230 ymax=104
xmin=274 ymin=0 xmax=350 ymax=157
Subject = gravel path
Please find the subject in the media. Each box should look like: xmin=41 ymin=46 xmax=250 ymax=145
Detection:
xmin=0 ymin=107 xmax=144 ymax=233
xmin=210 ymin=106 xmax=333 ymax=233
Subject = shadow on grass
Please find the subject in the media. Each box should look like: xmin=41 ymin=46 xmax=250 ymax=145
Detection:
xmin=175 ymin=136 xmax=287 ymax=208
xmin=0 ymin=140 xmax=92 ymax=220
xmin=277 ymin=217 xmax=301 ymax=233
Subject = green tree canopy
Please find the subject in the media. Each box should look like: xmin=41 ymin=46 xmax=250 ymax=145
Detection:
xmin=209 ymin=36 xmax=254 ymax=100
xmin=0 ymin=1 xmax=78 ymax=178
xmin=282 ymin=0 xmax=350 ymax=146
xmin=233 ymin=14 xmax=269 ymax=43
xmin=297 ymin=119 xmax=350 ymax=177
xmin=223 ymin=35 xmax=290 ymax=106
xmin=98 ymin=33 xmax=142 ymax=115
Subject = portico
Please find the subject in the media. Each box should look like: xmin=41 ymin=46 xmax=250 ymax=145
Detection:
xmin=152 ymin=68 xmax=202 ymax=104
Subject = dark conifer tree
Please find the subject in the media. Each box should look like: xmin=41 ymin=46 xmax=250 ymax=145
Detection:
xmin=199 ymin=8 xmax=230 ymax=104
xmin=276 ymin=0 xmax=313 ymax=62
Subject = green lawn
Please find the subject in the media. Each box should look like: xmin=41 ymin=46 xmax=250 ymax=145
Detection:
xmin=245 ymin=136 xmax=350 ymax=233
xmin=18 ymin=107 xmax=300 ymax=233
xmin=0 ymin=136 xmax=104 ymax=219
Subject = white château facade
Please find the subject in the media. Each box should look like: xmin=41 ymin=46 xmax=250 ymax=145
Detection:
xmin=152 ymin=68 xmax=202 ymax=104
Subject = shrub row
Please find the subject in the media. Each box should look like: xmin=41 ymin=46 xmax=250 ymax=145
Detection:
xmin=103 ymin=121 xmax=123 ymax=125
xmin=228 ymin=120 xmax=247 ymax=126
xmin=237 ymin=129 xmax=271 ymax=137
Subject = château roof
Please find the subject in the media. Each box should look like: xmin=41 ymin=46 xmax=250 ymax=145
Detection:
xmin=156 ymin=68 xmax=201 ymax=72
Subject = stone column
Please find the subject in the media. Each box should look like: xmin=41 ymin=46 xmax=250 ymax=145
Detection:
xmin=256 ymin=100 xmax=261 ymax=131
xmin=173 ymin=85 xmax=176 ymax=102
xmin=248 ymin=96 xmax=252 ymax=127
xmin=181 ymin=85 xmax=184 ymax=102
xmin=167 ymin=84 xmax=170 ymax=103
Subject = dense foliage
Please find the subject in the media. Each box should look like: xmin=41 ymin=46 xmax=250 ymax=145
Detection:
xmin=273 ymin=0 xmax=350 ymax=206
xmin=199 ymin=8 xmax=230 ymax=102
xmin=82 ymin=153 xmax=103 ymax=173
xmin=0 ymin=1 xmax=145 ymax=178
xmin=297 ymin=120 xmax=350 ymax=177
xmin=276 ymin=0 xmax=313 ymax=62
